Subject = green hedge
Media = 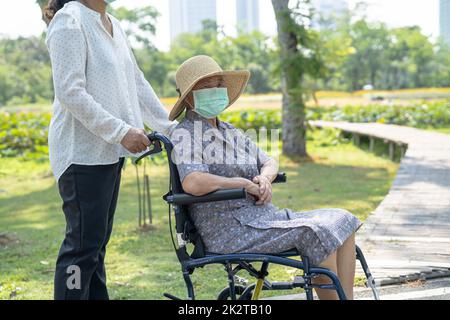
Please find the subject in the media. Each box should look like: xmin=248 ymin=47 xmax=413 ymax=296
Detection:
xmin=0 ymin=101 xmax=448 ymax=158
xmin=0 ymin=111 xmax=51 ymax=159
xmin=223 ymin=101 xmax=449 ymax=131
xmin=307 ymin=101 xmax=450 ymax=128
xmin=221 ymin=109 xmax=282 ymax=131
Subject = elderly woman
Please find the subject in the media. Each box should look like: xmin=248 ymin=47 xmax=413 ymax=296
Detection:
xmin=169 ymin=55 xmax=363 ymax=300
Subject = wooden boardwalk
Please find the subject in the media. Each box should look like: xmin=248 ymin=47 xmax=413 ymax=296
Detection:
xmin=309 ymin=121 xmax=450 ymax=285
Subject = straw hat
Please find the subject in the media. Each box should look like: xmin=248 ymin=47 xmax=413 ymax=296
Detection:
xmin=169 ymin=55 xmax=250 ymax=121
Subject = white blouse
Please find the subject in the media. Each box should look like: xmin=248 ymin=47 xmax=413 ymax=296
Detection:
xmin=45 ymin=1 xmax=176 ymax=182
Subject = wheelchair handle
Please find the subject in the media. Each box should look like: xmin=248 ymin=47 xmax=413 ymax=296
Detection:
xmin=273 ymin=172 xmax=286 ymax=184
xmin=165 ymin=188 xmax=246 ymax=205
xmin=133 ymin=132 xmax=166 ymax=164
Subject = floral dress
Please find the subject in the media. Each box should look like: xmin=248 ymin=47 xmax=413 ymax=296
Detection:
xmin=170 ymin=110 xmax=363 ymax=266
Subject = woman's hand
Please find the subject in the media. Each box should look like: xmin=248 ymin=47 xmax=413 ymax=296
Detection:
xmin=252 ymin=175 xmax=273 ymax=205
xmin=120 ymin=127 xmax=151 ymax=153
xmin=244 ymin=180 xmax=261 ymax=200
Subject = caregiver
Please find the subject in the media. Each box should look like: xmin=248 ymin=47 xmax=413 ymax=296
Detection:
xmin=44 ymin=0 xmax=176 ymax=300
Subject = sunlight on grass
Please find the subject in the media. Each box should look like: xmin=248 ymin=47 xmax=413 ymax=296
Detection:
xmin=427 ymin=127 xmax=450 ymax=135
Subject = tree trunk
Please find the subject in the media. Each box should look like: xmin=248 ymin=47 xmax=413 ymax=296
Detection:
xmin=271 ymin=0 xmax=307 ymax=157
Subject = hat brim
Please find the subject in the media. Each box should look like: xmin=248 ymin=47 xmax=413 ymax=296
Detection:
xmin=169 ymin=70 xmax=250 ymax=121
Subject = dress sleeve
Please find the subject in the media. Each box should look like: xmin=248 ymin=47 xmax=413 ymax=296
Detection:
xmin=248 ymin=136 xmax=272 ymax=172
xmin=170 ymin=127 xmax=209 ymax=183
xmin=227 ymin=122 xmax=272 ymax=172
xmin=125 ymin=38 xmax=178 ymax=137
xmin=46 ymin=12 xmax=131 ymax=145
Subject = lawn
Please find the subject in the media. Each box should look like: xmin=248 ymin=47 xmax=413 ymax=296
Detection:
xmin=429 ymin=127 xmax=450 ymax=135
xmin=4 ymin=87 xmax=450 ymax=113
xmin=0 ymin=130 xmax=399 ymax=300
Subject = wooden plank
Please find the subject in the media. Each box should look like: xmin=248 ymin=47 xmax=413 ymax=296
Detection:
xmin=389 ymin=142 xmax=395 ymax=160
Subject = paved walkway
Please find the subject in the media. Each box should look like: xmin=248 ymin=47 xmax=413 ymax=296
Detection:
xmin=265 ymin=278 xmax=450 ymax=300
xmin=309 ymin=121 xmax=450 ymax=285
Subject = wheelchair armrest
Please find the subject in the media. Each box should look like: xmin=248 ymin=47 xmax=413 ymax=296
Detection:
xmin=165 ymin=188 xmax=246 ymax=205
xmin=273 ymin=172 xmax=287 ymax=184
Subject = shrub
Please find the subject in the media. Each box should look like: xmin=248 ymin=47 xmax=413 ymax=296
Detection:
xmin=221 ymin=109 xmax=281 ymax=131
xmin=308 ymin=101 xmax=450 ymax=128
xmin=0 ymin=111 xmax=50 ymax=159
xmin=1 ymin=100 xmax=447 ymax=159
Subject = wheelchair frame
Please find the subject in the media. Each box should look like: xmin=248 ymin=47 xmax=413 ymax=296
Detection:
xmin=134 ymin=132 xmax=380 ymax=300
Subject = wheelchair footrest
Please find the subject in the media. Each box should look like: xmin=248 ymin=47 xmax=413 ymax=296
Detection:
xmin=269 ymin=282 xmax=294 ymax=290
xmin=270 ymin=277 xmax=306 ymax=291
xmin=293 ymin=276 xmax=306 ymax=287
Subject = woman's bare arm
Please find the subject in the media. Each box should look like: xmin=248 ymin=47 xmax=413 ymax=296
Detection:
xmin=182 ymin=172 xmax=260 ymax=198
xmin=259 ymin=158 xmax=279 ymax=182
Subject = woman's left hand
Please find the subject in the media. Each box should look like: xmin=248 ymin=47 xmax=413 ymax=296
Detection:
xmin=252 ymin=175 xmax=272 ymax=205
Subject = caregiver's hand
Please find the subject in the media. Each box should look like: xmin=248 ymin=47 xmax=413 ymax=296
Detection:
xmin=252 ymin=175 xmax=272 ymax=205
xmin=121 ymin=127 xmax=151 ymax=154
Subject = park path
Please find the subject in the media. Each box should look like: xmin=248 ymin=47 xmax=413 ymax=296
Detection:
xmin=309 ymin=121 xmax=450 ymax=285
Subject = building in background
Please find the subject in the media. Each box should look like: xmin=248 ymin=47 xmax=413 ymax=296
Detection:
xmin=236 ymin=0 xmax=260 ymax=33
xmin=440 ymin=0 xmax=450 ymax=44
xmin=312 ymin=0 xmax=347 ymax=18
xmin=169 ymin=0 xmax=217 ymax=42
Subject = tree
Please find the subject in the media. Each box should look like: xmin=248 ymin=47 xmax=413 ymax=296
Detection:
xmin=108 ymin=5 xmax=168 ymax=95
xmin=343 ymin=20 xmax=390 ymax=91
xmin=383 ymin=27 xmax=435 ymax=89
xmin=271 ymin=0 xmax=324 ymax=157
xmin=109 ymin=6 xmax=159 ymax=50
xmin=227 ymin=30 xmax=275 ymax=93
xmin=135 ymin=49 xmax=171 ymax=96
xmin=314 ymin=16 xmax=353 ymax=91
xmin=432 ymin=39 xmax=450 ymax=87
xmin=0 ymin=36 xmax=53 ymax=105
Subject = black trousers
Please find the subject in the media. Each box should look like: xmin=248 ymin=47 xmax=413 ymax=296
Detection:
xmin=54 ymin=157 xmax=125 ymax=300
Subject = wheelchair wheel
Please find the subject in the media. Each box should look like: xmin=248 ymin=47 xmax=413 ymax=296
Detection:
xmin=217 ymin=285 xmax=247 ymax=300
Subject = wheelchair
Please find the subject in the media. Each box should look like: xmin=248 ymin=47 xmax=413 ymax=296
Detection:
xmin=134 ymin=132 xmax=380 ymax=300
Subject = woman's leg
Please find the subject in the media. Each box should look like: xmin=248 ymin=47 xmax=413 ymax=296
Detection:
xmin=88 ymin=158 xmax=125 ymax=299
xmin=312 ymin=251 xmax=339 ymax=300
xmin=54 ymin=159 xmax=123 ymax=300
xmin=336 ymin=233 xmax=356 ymax=300
xmin=310 ymin=233 xmax=356 ymax=300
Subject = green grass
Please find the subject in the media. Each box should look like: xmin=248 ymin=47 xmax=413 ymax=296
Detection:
xmin=0 ymin=130 xmax=398 ymax=300
xmin=1 ymin=103 xmax=52 ymax=114
xmin=426 ymin=127 xmax=450 ymax=135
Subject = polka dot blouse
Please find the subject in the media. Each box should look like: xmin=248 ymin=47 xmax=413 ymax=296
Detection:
xmin=45 ymin=1 xmax=176 ymax=182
